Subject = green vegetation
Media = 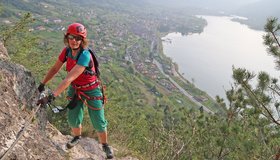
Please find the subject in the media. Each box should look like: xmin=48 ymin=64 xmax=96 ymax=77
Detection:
xmin=1 ymin=1 xmax=280 ymax=159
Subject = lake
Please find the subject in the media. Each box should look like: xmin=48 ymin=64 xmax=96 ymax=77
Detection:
xmin=162 ymin=15 xmax=280 ymax=99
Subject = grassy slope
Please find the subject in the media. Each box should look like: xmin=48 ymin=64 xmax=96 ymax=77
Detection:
xmin=0 ymin=0 xmax=224 ymax=158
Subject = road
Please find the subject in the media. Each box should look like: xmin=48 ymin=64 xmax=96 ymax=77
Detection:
xmin=153 ymin=59 xmax=214 ymax=114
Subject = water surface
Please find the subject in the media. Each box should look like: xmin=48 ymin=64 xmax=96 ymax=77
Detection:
xmin=162 ymin=16 xmax=279 ymax=99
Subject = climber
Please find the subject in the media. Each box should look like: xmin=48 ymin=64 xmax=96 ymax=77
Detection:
xmin=37 ymin=23 xmax=113 ymax=159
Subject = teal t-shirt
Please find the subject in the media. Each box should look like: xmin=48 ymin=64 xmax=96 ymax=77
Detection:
xmin=68 ymin=50 xmax=91 ymax=67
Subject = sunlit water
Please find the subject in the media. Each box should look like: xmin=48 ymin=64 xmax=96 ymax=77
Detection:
xmin=162 ymin=15 xmax=280 ymax=99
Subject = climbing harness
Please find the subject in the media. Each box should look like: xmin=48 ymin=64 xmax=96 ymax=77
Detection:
xmin=69 ymin=82 xmax=107 ymax=111
xmin=72 ymin=80 xmax=99 ymax=89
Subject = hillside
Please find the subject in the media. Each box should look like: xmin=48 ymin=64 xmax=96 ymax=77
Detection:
xmin=0 ymin=0 xmax=219 ymax=112
xmin=0 ymin=0 xmax=222 ymax=159
xmin=0 ymin=0 xmax=280 ymax=160
xmin=3 ymin=0 xmax=280 ymax=159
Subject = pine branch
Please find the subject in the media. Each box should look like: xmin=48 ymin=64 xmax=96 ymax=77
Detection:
xmin=274 ymin=83 xmax=280 ymax=92
xmin=270 ymin=31 xmax=280 ymax=48
xmin=268 ymin=86 xmax=280 ymax=97
xmin=241 ymin=81 xmax=280 ymax=125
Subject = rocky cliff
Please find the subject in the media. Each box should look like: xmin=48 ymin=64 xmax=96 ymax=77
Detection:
xmin=0 ymin=42 xmax=118 ymax=160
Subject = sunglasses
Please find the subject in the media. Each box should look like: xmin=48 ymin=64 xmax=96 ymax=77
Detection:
xmin=67 ymin=34 xmax=83 ymax=41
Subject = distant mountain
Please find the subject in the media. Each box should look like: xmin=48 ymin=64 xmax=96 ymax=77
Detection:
xmin=232 ymin=0 xmax=280 ymax=30
xmin=235 ymin=0 xmax=280 ymax=19
xmin=134 ymin=0 xmax=279 ymax=30
xmin=141 ymin=0 xmax=260 ymax=11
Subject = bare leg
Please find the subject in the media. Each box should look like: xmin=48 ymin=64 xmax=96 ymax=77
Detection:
xmin=72 ymin=125 xmax=82 ymax=136
xmin=97 ymin=131 xmax=108 ymax=144
xmin=98 ymin=130 xmax=113 ymax=159
xmin=67 ymin=125 xmax=82 ymax=149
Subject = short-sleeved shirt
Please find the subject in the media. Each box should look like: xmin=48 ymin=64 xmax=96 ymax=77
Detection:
xmin=58 ymin=47 xmax=98 ymax=89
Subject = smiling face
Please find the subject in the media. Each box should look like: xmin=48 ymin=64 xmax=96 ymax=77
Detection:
xmin=67 ymin=34 xmax=83 ymax=50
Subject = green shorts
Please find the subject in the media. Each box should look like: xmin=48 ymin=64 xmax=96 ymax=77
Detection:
xmin=67 ymin=85 xmax=107 ymax=132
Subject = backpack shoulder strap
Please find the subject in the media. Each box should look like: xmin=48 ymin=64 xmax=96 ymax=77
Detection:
xmin=88 ymin=49 xmax=99 ymax=67
xmin=68 ymin=48 xmax=100 ymax=77
xmin=89 ymin=48 xmax=100 ymax=77
xmin=63 ymin=47 xmax=71 ymax=63
xmin=65 ymin=47 xmax=83 ymax=62
xmin=76 ymin=47 xmax=84 ymax=61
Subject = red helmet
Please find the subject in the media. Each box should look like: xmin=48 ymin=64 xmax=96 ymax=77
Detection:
xmin=66 ymin=23 xmax=87 ymax=38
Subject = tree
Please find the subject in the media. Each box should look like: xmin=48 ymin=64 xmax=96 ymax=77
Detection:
xmin=226 ymin=17 xmax=280 ymax=159
xmin=0 ymin=13 xmax=34 ymax=47
xmin=231 ymin=17 xmax=280 ymax=126
xmin=264 ymin=17 xmax=280 ymax=70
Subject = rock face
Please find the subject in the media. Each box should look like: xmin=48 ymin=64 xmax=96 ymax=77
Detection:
xmin=0 ymin=42 xmax=9 ymax=60
xmin=0 ymin=43 xmax=106 ymax=159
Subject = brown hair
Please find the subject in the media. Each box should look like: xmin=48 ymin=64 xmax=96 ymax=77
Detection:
xmin=63 ymin=34 xmax=89 ymax=49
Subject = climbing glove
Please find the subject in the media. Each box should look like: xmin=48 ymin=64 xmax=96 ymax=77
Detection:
xmin=38 ymin=83 xmax=45 ymax=93
xmin=37 ymin=93 xmax=55 ymax=105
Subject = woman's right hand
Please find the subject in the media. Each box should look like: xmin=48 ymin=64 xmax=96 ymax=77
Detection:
xmin=38 ymin=83 xmax=45 ymax=93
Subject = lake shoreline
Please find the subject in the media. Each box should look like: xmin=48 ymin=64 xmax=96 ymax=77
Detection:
xmin=161 ymin=15 xmax=279 ymax=99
